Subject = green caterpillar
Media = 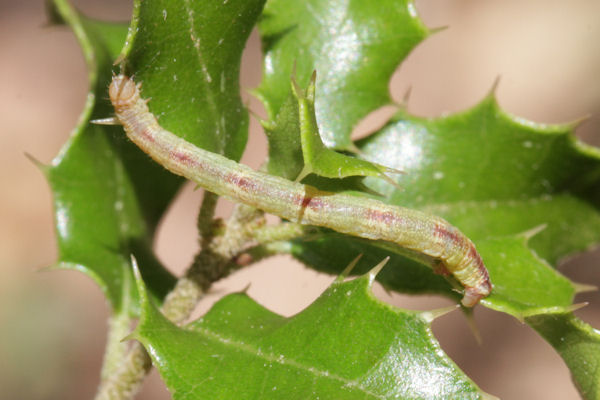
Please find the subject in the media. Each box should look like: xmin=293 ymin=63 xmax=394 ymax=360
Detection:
xmin=108 ymin=74 xmax=492 ymax=307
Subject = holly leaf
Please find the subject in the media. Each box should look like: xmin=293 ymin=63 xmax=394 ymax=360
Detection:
xmin=132 ymin=260 xmax=488 ymax=399
xmin=44 ymin=0 xmax=178 ymax=314
xmin=253 ymin=0 xmax=599 ymax=315
xmin=283 ymin=94 xmax=600 ymax=398
xmin=44 ymin=0 xmax=264 ymax=313
xmin=263 ymin=72 xmax=397 ymax=185
xmin=286 ymin=95 xmax=600 ymax=317
xmin=527 ymin=312 xmax=600 ymax=400
xmin=257 ymin=0 xmax=429 ymax=149
xmin=119 ymin=0 xmax=266 ymax=160
xmin=365 ymin=102 xmax=600 ymax=268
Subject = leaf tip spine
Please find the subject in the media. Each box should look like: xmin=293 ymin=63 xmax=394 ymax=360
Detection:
xmin=419 ymin=304 xmax=459 ymax=324
xmin=120 ymin=331 xmax=138 ymax=343
xmin=523 ymin=303 xmax=589 ymax=319
xmin=25 ymin=152 xmax=50 ymax=174
xmin=463 ymin=309 xmax=483 ymax=345
xmin=520 ymin=223 xmax=547 ymax=241
xmin=307 ymin=70 xmax=317 ymax=102
xmin=90 ymin=116 xmax=121 ymax=125
xmin=239 ymin=282 xmax=252 ymax=295
xmin=562 ymin=113 xmax=593 ymax=132
xmin=480 ymin=391 xmax=501 ymax=400
xmin=130 ymin=255 xmax=149 ymax=306
xmin=377 ymin=169 xmax=403 ymax=190
xmin=428 ymin=25 xmax=449 ymax=36
xmin=37 ymin=262 xmax=59 ymax=273
xmin=290 ymin=64 xmax=302 ymax=98
xmin=487 ymin=75 xmax=502 ymax=101
xmin=573 ymin=282 xmax=597 ymax=294
xmin=564 ymin=302 xmax=589 ymax=313
xmin=400 ymin=85 xmax=412 ymax=109
xmin=367 ymin=256 xmax=389 ymax=284
xmin=345 ymin=142 xmax=361 ymax=154
xmin=336 ymin=254 xmax=363 ymax=282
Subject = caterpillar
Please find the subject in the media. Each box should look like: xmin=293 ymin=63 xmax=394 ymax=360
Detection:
xmin=108 ymin=74 xmax=492 ymax=307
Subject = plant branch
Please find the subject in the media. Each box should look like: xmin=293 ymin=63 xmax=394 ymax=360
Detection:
xmin=94 ymin=342 xmax=151 ymax=400
xmin=99 ymin=311 xmax=133 ymax=382
xmin=197 ymin=190 xmax=219 ymax=244
xmin=252 ymin=221 xmax=316 ymax=244
xmin=94 ymin=203 xmax=265 ymax=400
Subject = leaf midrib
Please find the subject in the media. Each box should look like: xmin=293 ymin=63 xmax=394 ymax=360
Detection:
xmin=187 ymin=325 xmax=385 ymax=399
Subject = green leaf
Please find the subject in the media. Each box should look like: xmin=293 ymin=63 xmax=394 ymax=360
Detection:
xmin=119 ymin=0 xmax=266 ymax=160
xmin=363 ymin=98 xmax=600 ymax=267
xmin=133 ymin=261 xmax=487 ymax=399
xmin=282 ymin=94 xmax=600 ymax=398
xmin=46 ymin=0 xmax=265 ymax=313
xmin=257 ymin=0 xmax=429 ymax=149
xmin=474 ymin=234 xmax=575 ymax=316
xmin=264 ymin=73 xmax=397 ymax=184
xmin=262 ymin=81 xmax=305 ymax=180
xmin=287 ymin=95 xmax=600 ymax=317
xmin=527 ymin=313 xmax=600 ymax=400
xmin=45 ymin=0 xmax=178 ymax=313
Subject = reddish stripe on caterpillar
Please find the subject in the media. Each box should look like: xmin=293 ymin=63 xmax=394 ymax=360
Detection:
xmin=108 ymin=74 xmax=492 ymax=307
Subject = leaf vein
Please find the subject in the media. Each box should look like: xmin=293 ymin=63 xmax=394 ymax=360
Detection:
xmin=193 ymin=326 xmax=386 ymax=399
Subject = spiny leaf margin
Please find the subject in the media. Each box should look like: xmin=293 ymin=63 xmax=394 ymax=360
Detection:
xmin=130 ymin=259 xmax=487 ymax=399
xmin=257 ymin=0 xmax=430 ymax=149
xmin=44 ymin=0 xmax=178 ymax=313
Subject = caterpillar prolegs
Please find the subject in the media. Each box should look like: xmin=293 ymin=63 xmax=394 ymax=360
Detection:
xmin=108 ymin=75 xmax=492 ymax=307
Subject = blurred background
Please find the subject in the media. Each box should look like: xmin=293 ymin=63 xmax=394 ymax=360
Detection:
xmin=1 ymin=0 xmax=599 ymax=399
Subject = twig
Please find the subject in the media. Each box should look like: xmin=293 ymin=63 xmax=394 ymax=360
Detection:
xmin=94 ymin=200 xmax=265 ymax=400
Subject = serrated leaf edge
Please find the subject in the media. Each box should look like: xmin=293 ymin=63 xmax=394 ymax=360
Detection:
xmin=131 ymin=256 xmax=488 ymax=398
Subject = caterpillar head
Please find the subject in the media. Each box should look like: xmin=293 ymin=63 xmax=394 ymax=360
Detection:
xmin=461 ymin=280 xmax=492 ymax=307
xmin=109 ymin=75 xmax=140 ymax=112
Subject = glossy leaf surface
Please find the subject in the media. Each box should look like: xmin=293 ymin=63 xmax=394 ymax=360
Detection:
xmin=257 ymin=0 xmax=429 ymax=149
xmin=133 ymin=263 xmax=485 ymax=399
xmin=46 ymin=0 xmax=178 ymax=313
xmin=289 ymin=97 xmax=600 ymax=317
xmin=284 ymin=95 xmax=600 ymax=398
xmin=121 ymin=0 xmax=265 ymax=161
xmin=46 ymin=0 xmax=264 ymax=312
xmin=527 ymin=312 xmax=600 ymax=400
xmin=264 ymin=74 xmax=397 ymax=184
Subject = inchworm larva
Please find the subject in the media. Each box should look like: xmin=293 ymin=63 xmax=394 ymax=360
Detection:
xmin=108 ymin=75 xmax=492 ymax=307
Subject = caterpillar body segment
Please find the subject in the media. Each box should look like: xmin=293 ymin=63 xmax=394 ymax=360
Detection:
xmin=109 ymin=75 xmax=492 ymax=307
